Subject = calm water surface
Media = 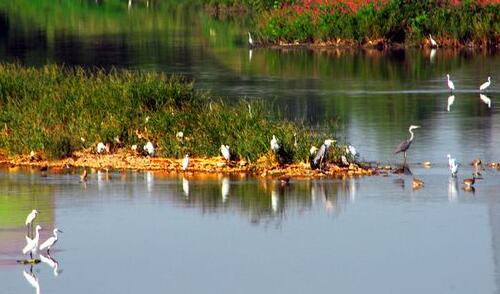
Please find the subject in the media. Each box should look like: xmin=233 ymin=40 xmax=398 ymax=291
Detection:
xmin=0 ymin=1 xmax=500 ymax=293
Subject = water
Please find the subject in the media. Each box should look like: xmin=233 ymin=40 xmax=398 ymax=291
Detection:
xmin=0 ymin=1 xmax=500 ymax=293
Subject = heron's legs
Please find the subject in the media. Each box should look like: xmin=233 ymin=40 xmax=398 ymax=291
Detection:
xmin=403 ymin=152 xmax=407 ymax=168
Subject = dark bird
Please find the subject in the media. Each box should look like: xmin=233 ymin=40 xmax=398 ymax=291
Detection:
xmin=311 ymin=139 xmax=335 ymax=170
xmin=394 ymin=125 xmax=420 ymax=167
xmin=463 ymin=175 xmax=476 ymax=188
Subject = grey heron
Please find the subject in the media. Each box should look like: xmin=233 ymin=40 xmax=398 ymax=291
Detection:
xmin=311 ymin=139 xmax=335 ymax=170
xmin=446 ymin=74 xmax=455 ymax=92
xmin=39 ymin=228 xmax=63 ymax=254
xmin=394 ymin=125 xmax=420 ymax=167
xmin=479 ymin=76 xmax=491 ymax=91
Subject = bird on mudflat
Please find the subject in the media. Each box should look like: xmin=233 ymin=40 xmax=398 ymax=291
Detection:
xmin=311 ymin=139 xmax=335 ymax=170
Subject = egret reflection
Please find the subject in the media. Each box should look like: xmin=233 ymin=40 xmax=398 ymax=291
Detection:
xmin=448 ymin=178 xmax=458 ymax=202
xmin=447 ymin=95 xmax=455 ymax=112
xmin=429 ymin=48 xmax=436 ymax=63
xmin=221 ymin=177 xmax=230 ymax=203
xmin=480 ymin=94 xmax=491 ymax=108
xmin=271 ymin=190 xmax=279 ymax=212
xmin=182 ymin=177 xmax=189 ymax=198
xmin=40 ymin=254 xmax=62 ymax=277
xmin=145 ymin=171 xmax=154 ymax=193
xmin=23 ymin=268 xmax=40 ymax=294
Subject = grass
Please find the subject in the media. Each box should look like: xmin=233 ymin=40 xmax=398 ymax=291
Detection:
xmin=0 ymin=63 xmax=355 ymax=164
xmin=208 ymin=0 xmax=500 ymax=47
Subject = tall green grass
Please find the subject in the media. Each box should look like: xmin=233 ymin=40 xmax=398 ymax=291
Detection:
xmin=257 ymin=0 xmax=499 ymax=46
xmin=0 ymin=63 xmax=343 ymax=163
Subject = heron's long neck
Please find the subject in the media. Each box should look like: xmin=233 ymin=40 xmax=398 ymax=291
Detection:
xmin=409 ymin=129 xmax=414 ymax=142
xmin=53 ymin=231 xmax=59 ymax=240
xmin=34 ymin=229 xmax=40 ymax=242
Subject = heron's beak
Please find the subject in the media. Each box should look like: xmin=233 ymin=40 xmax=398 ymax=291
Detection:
xmin=58 ymin=230 xmax=64 ymax=233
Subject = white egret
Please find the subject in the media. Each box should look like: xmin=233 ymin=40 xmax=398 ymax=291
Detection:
xmin=311 ymin=139 xmax=335 ymax=170
xmin=221 ymin=177 xmax=230 ymax=203
xmin=394 ymin=125 xmax=420 ymax=166
xmin=143 ymin=141 xmax=154 ymax=156
xmin=309 ymin=146 xmax=318 ymax=156
xmin=341 ymin=155 xmax=349 ymax=166
xmin=480 ymin=94 xmax=491 ymax=108
xmin=96 ymin=142 xmax=106 ymax=154
xmin=25 ymin=210 xmax=39 ymax=237
xmin=347 ymin=145 xmax=357 ymax=157
xmin=248 ymin=32 xmax=254 ymax=47
xmin=131 ymin=144 xmax=138 ymax=151
xmin=23 ymin=270 xmax=40 ymax=294
xmin=22 ymin=225 xmax=42 ymax=259
xmin=479 ymin=76 xmax=491 ymax=91
xmin=176 ymin=131 xmax=184 ymax=140
xmin=40 ymin=254 xmax=61 ymax=277
xmin=182 ymin=177 xmax=189 ymax=197
xmin=446 ymin=74 xmax=455 ymax=93
xmin=447 ymin=95 xmax=455 ymax=112
xmin=270 ymin=135 xmax=280 ymax=152
xmin=429 ymin=34 xmax=438 ymax=47
xmin=220 ymin=145 xmax=230 ymax=161
xmin=39 ymin=228 xmax=63 ymax=254
xmin=182 ymin=154 xmax=189 ymax=171
xmin=447 ymin=154 xmax=459 ymax=177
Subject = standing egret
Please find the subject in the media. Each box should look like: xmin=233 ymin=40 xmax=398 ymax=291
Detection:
xmin=447 ymin=154 xmax=459 ymax=177
xmin=311 ymin=139 xmax=335 ymax=170
xmin=182 ymin=154 xmax=189 ymax=171
xmin=25 ymin=210 xmax=39 ymax=238
xmin=479 ymin=76 xmax=491 ymax=92
xmin=176 ymin=131 xmax=184 ymax=140
xmin=429 ymin=34 xmax=438 ymax=47
xmin=447 ymin=95 xmax=455 ymax=112
xmin=394 ymin=125 xmax=420 ymax=167
xmin=270 ymin=135 xmax=280 ymax=153
xmin=220 ymin=145 xmax=230 ymax=161
xmin=248 ymin=32 xmax=254 ymax=47
xmin=96 ymin=142 xmax=106 ymax=154
xmin=347 ymin=145 xmax=357 ymax=157
xmin=39 ymin=228 xmax=63 ymax=254
xmin=23 ymin=225 xmax=42 ymax=259
xmin=480 ymin=94 xmax=491 ymax=108
xmin=446 ymin=74 xmax=455 ymax=93
xmin=143 ymin=141 xmax=154 ymax=156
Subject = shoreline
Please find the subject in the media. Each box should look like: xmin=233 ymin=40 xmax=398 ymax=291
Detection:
xmin=0 ymin=150 xmax=376 ymax=179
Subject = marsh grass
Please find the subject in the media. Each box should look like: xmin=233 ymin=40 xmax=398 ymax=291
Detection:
xmin=0 ymin=63 xmax=346 ymax=163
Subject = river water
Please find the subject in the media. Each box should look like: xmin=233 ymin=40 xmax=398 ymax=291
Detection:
xmin=0 ymin=1 xmax=499 ymax=293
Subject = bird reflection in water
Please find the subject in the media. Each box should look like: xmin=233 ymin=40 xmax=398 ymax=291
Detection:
xmin=145 ymin=171 xmax=154 ymax=193
xmin=271 ymin=190 xmax=279 ymax=212
xmin=448 ymin=177 xmax=458 ymax=202
xmin=40 ymin=254 xmax=62 ymax=277
xmin=23 ymin=267 xmax=40 ymax=294
xmin=447 ymin=95 xmax=455 ymax=112
xmin=479 ymin=94 xmax=491 ymax=108
xmin=182 ymin=177 xmax=189 ymax=198
xmin=221 ymin=177 xmax=230 ymax=203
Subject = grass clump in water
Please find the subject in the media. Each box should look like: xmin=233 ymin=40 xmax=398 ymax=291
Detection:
xmin=0 ymin=63 xmax=342 ymax=164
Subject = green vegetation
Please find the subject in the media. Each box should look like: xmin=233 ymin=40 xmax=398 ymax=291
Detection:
xmin=0 ymin=63 xmax=352 ymax=164
xmin=206 ymin=0 xmax=500 ymax=47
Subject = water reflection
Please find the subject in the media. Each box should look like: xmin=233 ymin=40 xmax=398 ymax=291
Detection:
xmin=221 ymin=177 xmax=229 ymax=203
xmin=182 ymin=177 xmax=189 ymax=198
xmin=447 ymin=95 xmax=455 ymax=112
xmin=40 ymin=254 xmax=62 ymax=277
xmin=480 ymin=94 xmax=492 ymax=108
xmin=22 ymin=268 xmax=40 ymax=294
xmin=448 ymin=177 xmax=458 ymax=202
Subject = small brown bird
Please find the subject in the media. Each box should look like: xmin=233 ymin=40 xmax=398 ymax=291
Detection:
xmin=412 ymin=177 xmax=424 ymax=189
xmin=421 ymin=161 xmax=432 ymax=168
xmin=463 ymin=175 xmax=476 ymax=188
xmin=470 ymin=159 xmax=482 ymax=167
xmin=80 ymin=169 xmax=88 ymax=182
